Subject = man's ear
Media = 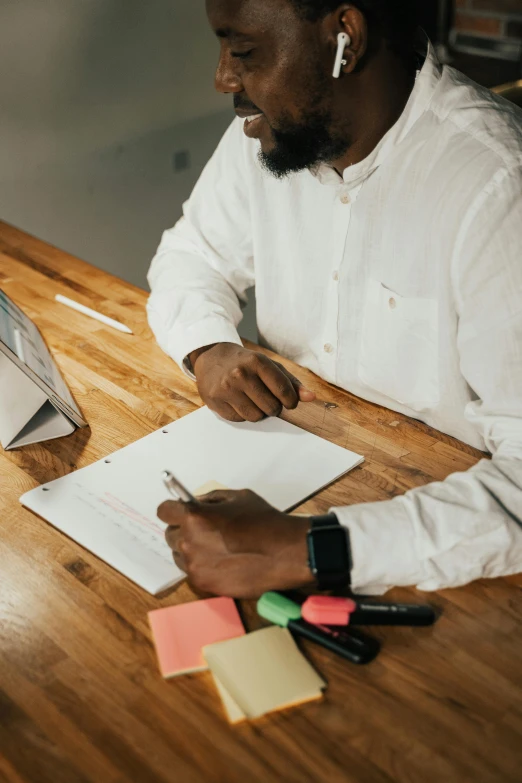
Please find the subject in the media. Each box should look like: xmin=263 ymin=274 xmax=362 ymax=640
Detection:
xmin=323 ymin=4 xmax=368 ymax=75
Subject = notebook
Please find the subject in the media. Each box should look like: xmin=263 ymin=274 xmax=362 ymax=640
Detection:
xmin=203 ymin=626 xmax=326 ymax=720
xmin=20 ymin=406 xmax=364 ymax=594
xmin=148 ymin=597 xmax=245 ymax=678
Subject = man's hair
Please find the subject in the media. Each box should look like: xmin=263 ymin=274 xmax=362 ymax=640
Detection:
xmin=290 ymin=0 xmax=419 ymax=58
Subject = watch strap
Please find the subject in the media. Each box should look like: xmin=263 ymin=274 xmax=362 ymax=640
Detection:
xmin=308 ymin=513 xmax=353 ymax=591
xmin=310 ymin=512 xmax=341 ymax=528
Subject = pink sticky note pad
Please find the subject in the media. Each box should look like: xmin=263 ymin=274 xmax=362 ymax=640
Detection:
xmin=302 ymin=596 xmax=357 ymax=626
xmin=148 ymin=597 xmax=245 ymax=678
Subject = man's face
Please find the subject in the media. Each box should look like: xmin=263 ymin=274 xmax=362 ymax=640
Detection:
xmin=206 ymin=0 xmax=351 ymax=178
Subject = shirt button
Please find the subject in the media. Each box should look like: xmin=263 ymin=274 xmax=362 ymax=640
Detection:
xmin=324 ymin=343 xmax=334 ymax=354
xmin=389 ymin=297 xmax=397 ymax=310
xmin=332 ymin=270 xmax=339 ymax=281
xmin=340 ymin=192 xmax=351 ymax=205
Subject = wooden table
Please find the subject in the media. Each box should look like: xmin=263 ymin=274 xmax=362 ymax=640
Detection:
xmin=1 ymin=221 xmax=521 ymax=783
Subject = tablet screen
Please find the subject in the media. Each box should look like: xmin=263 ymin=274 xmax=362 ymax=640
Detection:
xmin=0 ymin=289 xmax=86 ymax=425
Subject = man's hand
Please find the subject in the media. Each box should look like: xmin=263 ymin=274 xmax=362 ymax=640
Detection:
xmin=158 ymin=489 xmax=314 ymax=598
xmin=189 ymin=343 xmax=316 ymax=423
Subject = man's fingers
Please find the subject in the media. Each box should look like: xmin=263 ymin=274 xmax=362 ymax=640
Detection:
xmin=166 ymin=526 xmax=187 ymax=571
xmin=204 ymin=351 xmax=315 ymax=423
xmin=256 ymin=359 xmax=299 ymax=409
xmin=297 ymin=386 xmax=316 ymax=402
xmin=274 ymin=362 xmax=316 ymax=402
xmin=243 ymin=377 xmax=283 ymax=418
xmin=198 ymin=489 xmax=234 ymax=504
xmin=273 ymin=361 xmax=302 ymax=388
xmin=157 ymin=500 xmax=185 ymax=525
xmin=212 ymin=400 xmax=247 ymax=423
xmin=229 ymin=391 xmax=266 ymax=423
xmin=165 ymin=524 xmax=181 ymax=550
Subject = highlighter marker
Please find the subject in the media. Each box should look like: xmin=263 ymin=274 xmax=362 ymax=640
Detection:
xmin=257 ymin=592 xmax=380 ymax=666
xmin=350 ymin=602 xmax=436 ymax=627
xmin=302 ymin=596 xmax=437 ymax=628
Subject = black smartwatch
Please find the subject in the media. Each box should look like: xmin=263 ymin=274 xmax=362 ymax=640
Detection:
xmin=307 ymin=513 xmax=352 ymax=591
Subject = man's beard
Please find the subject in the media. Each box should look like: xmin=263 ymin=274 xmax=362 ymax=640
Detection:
xmin=259 ymin=108 xmax=350 ymax=179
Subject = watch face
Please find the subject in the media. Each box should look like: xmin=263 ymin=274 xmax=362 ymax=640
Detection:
xmin=309 ymin=527 xmax=350 ymax=573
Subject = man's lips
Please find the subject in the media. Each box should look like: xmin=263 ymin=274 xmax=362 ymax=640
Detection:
xmin=235 ymin=110 xmax=263 ymax=119
xmin=235 ymin=110 xmax=266 ymax=139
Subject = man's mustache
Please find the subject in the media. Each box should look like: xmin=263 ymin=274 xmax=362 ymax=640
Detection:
xmin=233 ymin=96 xmax=262 ymax=115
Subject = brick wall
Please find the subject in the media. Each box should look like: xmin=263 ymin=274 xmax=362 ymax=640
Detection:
xmin=455 ymin=0 xmax=522 ymax=42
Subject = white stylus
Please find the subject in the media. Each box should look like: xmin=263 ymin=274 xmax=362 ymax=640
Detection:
xmin=55 ymin=294 xmax=133 ymax=334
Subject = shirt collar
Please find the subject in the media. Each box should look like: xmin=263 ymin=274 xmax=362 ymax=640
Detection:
xmin=312 ymin=38 xmax=442 ymax=188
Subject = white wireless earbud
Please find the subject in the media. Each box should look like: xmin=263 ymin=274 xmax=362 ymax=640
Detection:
xmin=333 ymin=32 xmax=351 ymax=79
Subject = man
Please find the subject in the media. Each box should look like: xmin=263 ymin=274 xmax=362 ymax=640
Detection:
xmin=147 ymin=0 xmax=522 ymax=598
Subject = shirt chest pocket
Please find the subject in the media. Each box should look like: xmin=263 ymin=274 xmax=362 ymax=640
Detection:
xmin=357 ymin=278 xmax=440 ymax=412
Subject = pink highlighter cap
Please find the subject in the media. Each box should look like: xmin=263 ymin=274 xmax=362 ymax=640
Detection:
xmin=302 ymin=596 xmax=357 ymax=626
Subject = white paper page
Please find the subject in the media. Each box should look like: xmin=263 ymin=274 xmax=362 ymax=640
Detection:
xmin=20 ymin=407 xmax=363 ymax=594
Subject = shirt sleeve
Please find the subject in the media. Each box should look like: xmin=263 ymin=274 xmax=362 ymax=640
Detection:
xmin=146 ymin=118 xmax=255 ymax=377
xmin=332 ymin=166 xmax=522 ymax=594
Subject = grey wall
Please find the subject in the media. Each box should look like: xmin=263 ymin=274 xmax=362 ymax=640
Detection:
xmin=0 ymin=0 xmax=257 ymax=340
xmin=1 ymin=108 xmax=235 ymax=287
xmin=0 ymin=0 xmax=227 ymax=171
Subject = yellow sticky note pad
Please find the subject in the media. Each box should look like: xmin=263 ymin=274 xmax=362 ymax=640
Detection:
xmin=211 ymin=673 xmax=247 ymax=724
xmin=203 ymin=626 xmax=326 ymax=720
xmin=194 ymin=481 xmax=229 ymax=496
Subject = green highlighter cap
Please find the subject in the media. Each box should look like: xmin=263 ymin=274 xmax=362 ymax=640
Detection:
xmin=257 ymin=592 xmax=302 ymax=627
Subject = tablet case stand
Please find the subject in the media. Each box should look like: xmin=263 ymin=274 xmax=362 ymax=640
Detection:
xmin=0 ymin=351 xmax=76 ymax=449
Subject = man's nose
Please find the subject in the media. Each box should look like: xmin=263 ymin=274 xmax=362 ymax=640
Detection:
xmin=215 ymin=51 xmax=243 ymax=95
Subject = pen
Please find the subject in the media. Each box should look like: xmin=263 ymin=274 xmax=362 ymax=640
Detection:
xmin=257 ymin=592 xmax=380 ymax=666
xmin=55 ymin=294 xmax=133 ymax=335
xmin=162 ymin=471 xmax=196 ymax=503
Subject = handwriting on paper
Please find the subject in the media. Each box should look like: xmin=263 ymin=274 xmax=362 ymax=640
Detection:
xmin=73 ymin=483 xmax=172 ymax=564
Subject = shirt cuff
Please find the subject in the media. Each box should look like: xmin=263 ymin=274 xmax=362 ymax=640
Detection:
xmin=330 ymin=498 xmax=424 ymax=595
xmin=167 ymin=317 xmax=244 ymax=379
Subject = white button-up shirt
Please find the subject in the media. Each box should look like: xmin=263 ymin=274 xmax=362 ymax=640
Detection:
xmin=147 ymin=45 xmax=522 ymax=594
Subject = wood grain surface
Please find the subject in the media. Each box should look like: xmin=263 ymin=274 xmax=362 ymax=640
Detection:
xmin=1 ymin=220 xmax=521 ymax=783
